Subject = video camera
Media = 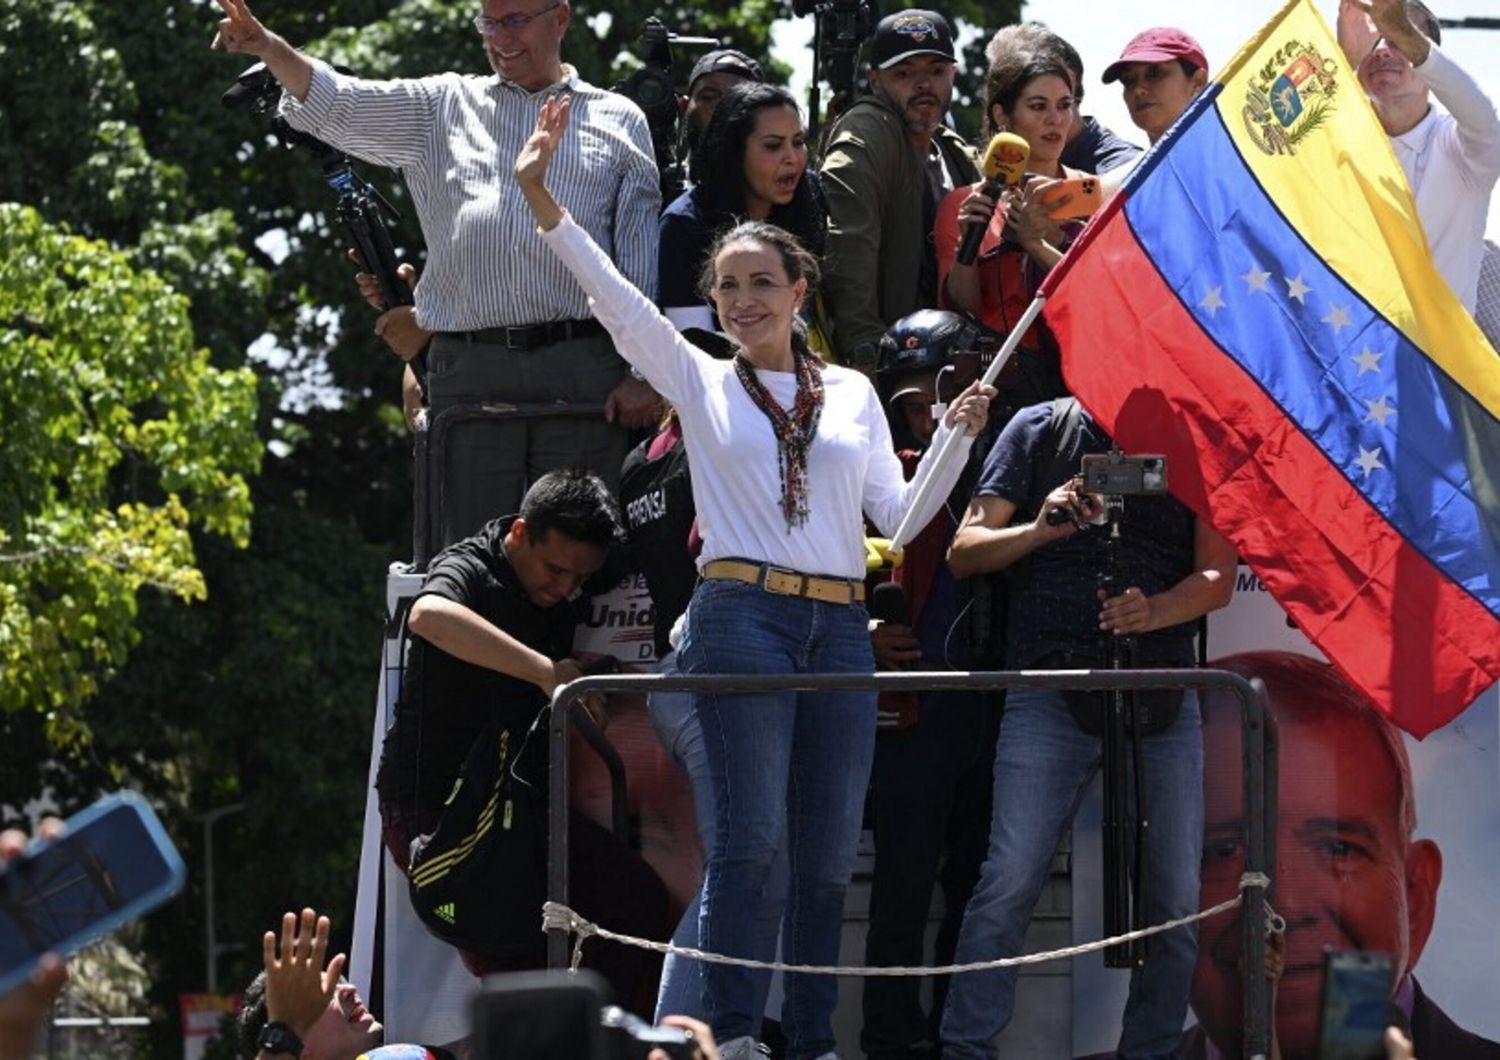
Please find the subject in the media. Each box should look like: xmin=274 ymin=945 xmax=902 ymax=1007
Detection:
xmin=613 ymin=18 xmax=719 ymax=204
xmin=221 ymin=63 xmax=411 ymax=313
xmin=791 ymin=0 xmax=878 ymax=141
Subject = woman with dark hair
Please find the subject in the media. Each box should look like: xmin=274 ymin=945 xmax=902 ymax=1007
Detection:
xmin=935 ymin=43 xmax=1090 ymax=336
xmin=657 ymin=81 xmax=825 ymax=330
xmin=517 ymin=95 xmax=994 ymax=1060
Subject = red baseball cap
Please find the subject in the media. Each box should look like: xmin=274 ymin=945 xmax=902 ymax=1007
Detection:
xmin=1102 ymin=27 xmax=1209 ymax=83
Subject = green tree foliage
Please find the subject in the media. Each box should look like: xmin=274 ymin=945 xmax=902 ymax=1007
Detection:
xmin=0 ymin=205 xmax=260 ymax=736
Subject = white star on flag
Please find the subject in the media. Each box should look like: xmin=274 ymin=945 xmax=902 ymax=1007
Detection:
xmin=1286 ymin=274 xmax=1312 ymax=303
xmin=1364 ymin=395 xmax=1396 ymax=427
xmin=1322 ymin=305 xmax=1352 ymax=333
xmin=1355 ymin=445 xmax=1385 ymax=479
xmin=1352 ymin=347 xmax=1384 ymax=374
xmin=1199 ymin=286 xmax=1226 ymax=316
xmin=1241 ymin=267 xmax=1271 ymax=294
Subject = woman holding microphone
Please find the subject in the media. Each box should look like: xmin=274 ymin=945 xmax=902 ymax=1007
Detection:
xmin=517 ymin=96 xmax=994 ymax=1060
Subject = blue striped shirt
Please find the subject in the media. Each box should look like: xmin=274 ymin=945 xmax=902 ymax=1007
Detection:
xmin=281 ymin=60 xmax=660 ymax=332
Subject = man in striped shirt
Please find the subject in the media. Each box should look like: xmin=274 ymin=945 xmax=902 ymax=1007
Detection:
xmin=212 ymin=0 xmax=662 ymax=546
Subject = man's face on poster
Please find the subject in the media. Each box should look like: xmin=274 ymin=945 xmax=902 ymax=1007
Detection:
xmin=1193 ymin=698 xmax=1441 ymax=1058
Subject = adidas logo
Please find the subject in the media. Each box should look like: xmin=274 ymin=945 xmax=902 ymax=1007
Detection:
xmin=434 ymin=902 xmax=456 ymax=924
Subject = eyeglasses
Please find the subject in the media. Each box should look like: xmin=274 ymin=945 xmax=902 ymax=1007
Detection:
xmin=472 ymin=1 xmax=561 ymax=36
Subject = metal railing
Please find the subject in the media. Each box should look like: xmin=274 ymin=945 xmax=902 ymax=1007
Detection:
xmin=547 ymin=667 xmax=1279 ymax=1059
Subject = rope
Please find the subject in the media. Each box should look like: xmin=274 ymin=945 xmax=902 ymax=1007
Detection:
xmin=542 ymin=871 xmax=1275 ymax=977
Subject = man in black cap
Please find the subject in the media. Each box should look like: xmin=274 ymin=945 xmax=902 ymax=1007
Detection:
xmin=682 ymin=47 xmax=765 ymax=177
xmin=821 ymin=9 xmax=980 ymax=372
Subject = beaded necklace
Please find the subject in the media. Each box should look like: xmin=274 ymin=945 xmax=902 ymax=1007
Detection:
xmin=733 ymin=345 xmax=825 ymax=531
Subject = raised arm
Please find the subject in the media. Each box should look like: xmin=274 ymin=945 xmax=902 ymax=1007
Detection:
xmin=210 ymin=0 xmax=313 ymax=102
xmin=515 ymin=96 xmax=710 ymax=406
xmin=1415 ymin=46 xmax=1500 ymax=181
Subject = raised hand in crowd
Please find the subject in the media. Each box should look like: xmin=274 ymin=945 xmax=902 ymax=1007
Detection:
xmin=0 ymin=821 xmax=67 ymax=1060
xmin=514 ymin=94 xmax=572 ymax=228
xmin=513 ymin=93 xmax=662 ymax=430
xmin=208 ymin=0 xmax=314 ymax=101
xmin=1337 ymin=0 xmax=1431 ymax=68
xmin=260 ymin=909 xmax=346 ymax=1049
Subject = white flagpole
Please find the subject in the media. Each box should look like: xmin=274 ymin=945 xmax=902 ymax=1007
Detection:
xmin=887 ymin=293 xmax=1049 ymax=552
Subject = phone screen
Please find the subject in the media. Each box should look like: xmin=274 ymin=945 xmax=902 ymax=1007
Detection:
xmin=0 ymin=795 xmax=184 ymax=992
xmin=1318 ymin=949 xmax=1394 ymax=1060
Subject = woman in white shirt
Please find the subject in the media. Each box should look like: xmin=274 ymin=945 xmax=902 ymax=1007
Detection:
xmin=516 ymin=96 xmax=994 ymax=1060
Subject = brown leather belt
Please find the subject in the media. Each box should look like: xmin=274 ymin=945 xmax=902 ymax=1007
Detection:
xmin=702 ymin=559 xmax=866 ymax=606
xmin=441 ymin=318 xmax=605 ymax=350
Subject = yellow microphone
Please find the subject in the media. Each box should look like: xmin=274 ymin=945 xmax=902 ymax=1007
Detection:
xmin=956 ymin=132 xmax=1031 ymax=266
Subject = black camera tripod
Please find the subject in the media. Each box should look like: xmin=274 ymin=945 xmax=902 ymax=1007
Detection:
xmin=222 ymin=63 xmax=412 ymax=314
xmin=1097 ymin=498 xmax=1151 ymax=968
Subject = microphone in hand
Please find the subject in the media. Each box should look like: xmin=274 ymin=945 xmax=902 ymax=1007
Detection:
xmin=956 ymin=131 xmax=1030 ymax=267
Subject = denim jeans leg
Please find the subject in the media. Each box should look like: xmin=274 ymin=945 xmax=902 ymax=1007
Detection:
xmin=779 ymin=601 xmax=877 ymax=1059
xmin=683 ymin=581 xmax=802 ymax=1046
xmin=1117 ymin=691 xmax=1205 ymax=1060
xmin=650 ymin=652 xmax=785 ymax=1027
xmin=940 ymin=689 xmax=1102 ymax=1060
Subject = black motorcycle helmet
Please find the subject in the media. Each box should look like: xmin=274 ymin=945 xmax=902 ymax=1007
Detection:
xmin=876 ymin=309 xmax=990 ymax=381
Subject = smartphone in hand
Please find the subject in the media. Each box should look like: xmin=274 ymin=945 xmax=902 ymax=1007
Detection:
xmin=1317 ymin=948 xmax=1395 ymax=1060
xmin=1038 ymin=176 xmax=1104 ymax=221
xmin=0 ymin=791 xmax=187 ymax=995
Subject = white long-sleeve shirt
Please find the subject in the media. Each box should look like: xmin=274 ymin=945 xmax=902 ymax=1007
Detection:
xmin=1396 ymin=44 xmax=1500 ymax=311
xmin=540 ymin=214 xmax=973 ymax=581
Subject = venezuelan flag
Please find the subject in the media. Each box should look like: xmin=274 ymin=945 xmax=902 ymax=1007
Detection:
xmin=1041 ymin=0 xmax=1500 ymax=736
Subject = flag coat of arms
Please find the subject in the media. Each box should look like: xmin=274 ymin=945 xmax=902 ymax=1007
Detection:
xmin=1040 ymin=0 xmax=1500 ymax=737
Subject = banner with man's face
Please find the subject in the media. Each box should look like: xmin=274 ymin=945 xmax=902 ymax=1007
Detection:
xmin=1070 ymin=567 xmax=1500 ymax=1058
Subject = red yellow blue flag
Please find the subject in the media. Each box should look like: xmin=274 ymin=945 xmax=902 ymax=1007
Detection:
xmin=1040 ymin=0 xmax=1500 ymax=736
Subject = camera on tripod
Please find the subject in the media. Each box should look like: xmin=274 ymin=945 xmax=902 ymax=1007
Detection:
xmin=790 ymin=0 xmax=877 ymax=140
xmin=221 ymin=63 xmax=412 ymax=314
xmin=613 ymin=18 xmax=720 ymax=204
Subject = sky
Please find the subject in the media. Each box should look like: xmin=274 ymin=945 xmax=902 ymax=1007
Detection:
xmin=770 ymin=0 xmax=1500 ymax=237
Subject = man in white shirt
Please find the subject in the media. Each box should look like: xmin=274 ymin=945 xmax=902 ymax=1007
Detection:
xmin=1338 ymin=0 xmax=1500 ymax=311
xmin=211 ymin=0 xmax=663 ymax=547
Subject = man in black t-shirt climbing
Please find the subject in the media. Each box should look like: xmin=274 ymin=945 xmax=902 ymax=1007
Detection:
xmin=376 ymin=468 xmax=671 ymax=1013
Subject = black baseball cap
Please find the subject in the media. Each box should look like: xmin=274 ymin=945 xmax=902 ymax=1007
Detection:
xmin=688 ymin=49 xmax=765 ymax=90
xmin=869 ymin=10 xmax=956 ymax=70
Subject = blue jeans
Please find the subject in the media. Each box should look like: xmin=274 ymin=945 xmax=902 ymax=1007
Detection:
xmin=648 ymin=652 xmax=787 ymax=1027
xmin=939 ymin=688 xmax=1204 ymax=1060
xmin=679 ymin=578 xmax=877 ymax=1060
